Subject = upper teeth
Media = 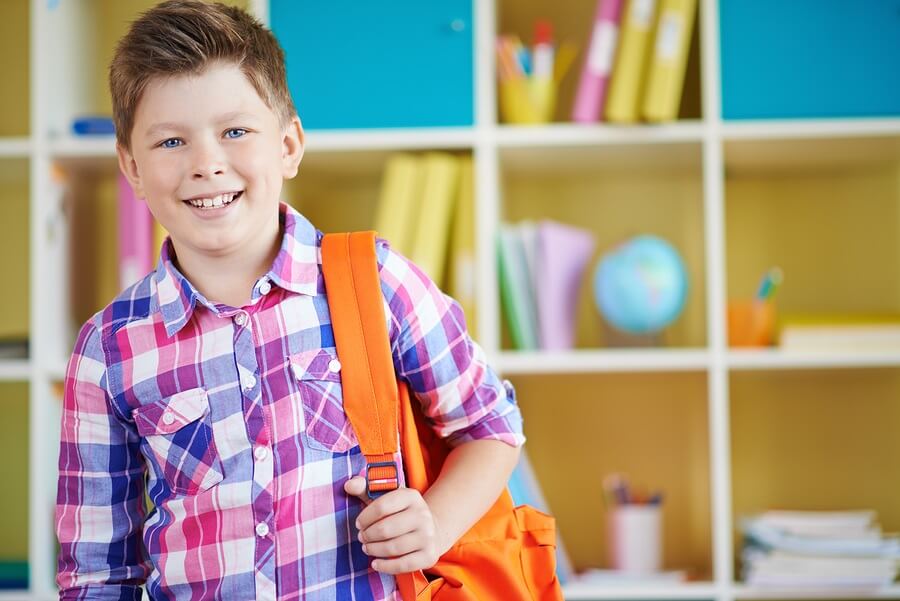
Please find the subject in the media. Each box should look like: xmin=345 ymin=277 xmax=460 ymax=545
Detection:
xmin=188 ymin=192 xmax=239 ymax=208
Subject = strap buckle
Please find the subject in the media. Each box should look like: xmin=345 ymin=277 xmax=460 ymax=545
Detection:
xmin=366 ymin=461 xmax=400 ymax=499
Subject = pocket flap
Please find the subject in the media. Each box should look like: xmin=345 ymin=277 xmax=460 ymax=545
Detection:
xmin=290 ymin=348 xmax=342 ymax=382
xmin=132 ymin=388 xmax=210 ymax=437
xmin=514 ymin=505 xmax=558 ymax=547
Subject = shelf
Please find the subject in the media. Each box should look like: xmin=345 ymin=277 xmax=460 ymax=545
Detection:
xmin=495 ymin=121 xmax=706 ymax=148
xmin=563 ymin=581 xmax=717 ymax=600
xmin=722 ymin=118 xmax=900 ymax=141
xmin=496 ymin=349 xmax=710 ymax=374
xmin=731 ymin=584 xmax=900 ymax=599
xmin=499 ymin=136 xmax=703 ymax=175
xmin=724 ymin=127 xmax=900 ymax=174
xmin=0 ymin=138 xmax=30 ymax=158
xmin=0 ymin=360 xmax=30 ymax=381
xmin=728 ymin=349 xmax=900 ymax=371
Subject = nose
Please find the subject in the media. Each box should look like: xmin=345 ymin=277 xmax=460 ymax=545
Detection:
xmin=191 ymin=139 xmax=227 ymax=179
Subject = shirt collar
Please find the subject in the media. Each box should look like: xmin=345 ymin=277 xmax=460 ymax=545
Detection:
xmin=154 ymin=202 xmax=320 ymax=336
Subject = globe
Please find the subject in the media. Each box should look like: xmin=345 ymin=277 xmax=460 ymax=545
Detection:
xmin=593 ymin=235 xmax=689 ymax=335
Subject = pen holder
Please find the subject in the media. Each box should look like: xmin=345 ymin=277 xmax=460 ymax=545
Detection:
xmin=727 ymin=299 xmax=776 ymax=347
xmin=608 ymin=505 xmax=662 ymax=574
xmin=499 ymin=78 xmax=556 ymax=124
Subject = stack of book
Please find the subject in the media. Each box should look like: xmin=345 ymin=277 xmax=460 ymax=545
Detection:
xmin=571 ymin=0 xmax=697 ymax=124
xmin=373 ymin=153 xmax=476 ymax=334
xmin=778 ymin=314 xmax=900 ymax=352
xmin=740 ymin=510 xmax=900 ymax=590
xmin=497 ymin=221 xmax=596 ymax=351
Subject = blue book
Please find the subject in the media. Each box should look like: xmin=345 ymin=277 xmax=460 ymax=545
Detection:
xmin=508 ymin=449 xmax=575 ymax=584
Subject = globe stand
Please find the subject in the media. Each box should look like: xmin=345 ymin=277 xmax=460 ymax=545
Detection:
xmin=601 ymin=321 xmax=664 ymax=348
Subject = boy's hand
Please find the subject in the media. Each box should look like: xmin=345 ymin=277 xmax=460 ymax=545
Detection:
xmin=344 ymin=476 xmax=446 ymax=575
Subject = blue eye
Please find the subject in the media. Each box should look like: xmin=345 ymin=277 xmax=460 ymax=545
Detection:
xmin=160 ymin=138 xmax=182 ymax=149
xmin=226 ymin=128 xmax=247 ymax=139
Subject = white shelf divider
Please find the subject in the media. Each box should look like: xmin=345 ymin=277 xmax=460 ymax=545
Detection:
xmin=495 ymin=349 xmax=711 ymax=374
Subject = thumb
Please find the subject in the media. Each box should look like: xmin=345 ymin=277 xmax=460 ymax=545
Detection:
xmin=344 ymin=476 xmax=373 ymax=505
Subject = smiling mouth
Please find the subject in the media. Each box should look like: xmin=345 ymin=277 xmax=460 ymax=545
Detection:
xmin=184 ymin=190 xmax=243 ymax=209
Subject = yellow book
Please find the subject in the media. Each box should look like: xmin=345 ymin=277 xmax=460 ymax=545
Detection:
xmin=373 ymin=153 xmax=424 ymax=257
xmin=153 ymin=219 xmax=168 ymax=262
xmin=408 ymin=153 xmax=460 ymax=285
xmin=605 ymin=0 xmax=659 ymax=123
xmin=444 ymin=156 xmax=477 ymax=339
xmin=641 ymin=0 xmax=697 ymax=122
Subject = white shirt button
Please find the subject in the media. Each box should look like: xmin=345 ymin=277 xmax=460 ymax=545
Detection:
xmin=162 ymin=411 xmax=175 ymax=425
xmin=258 ymin=280 xmax=272 ymax=295
xmin=242 ymin=374 xmax=257 ymax=391
xmin=254 ymin=446 xmax=269 ymax=461
xmin=328 ymin=359 xmax=342 ymax=373
xmin=255 ymin=522 xmax=269 ymax=537
xmin=291 ymin=364 xmax=303 ymax=380
xmin=234 ymin=312 xmax=247 ymax=326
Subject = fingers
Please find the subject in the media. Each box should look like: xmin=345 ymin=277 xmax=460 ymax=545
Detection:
xmin=359 ymin=508 xmax=430 ymax=546
xmin=343 ymin=476 xmax=372 ymax=505
xmin=361 ymin=530 xmax=422 ymax=559
xmin=371 ymin=550 xmax=436 ymax=575
xmin=356 ymin=487 xmax=419 ymax=532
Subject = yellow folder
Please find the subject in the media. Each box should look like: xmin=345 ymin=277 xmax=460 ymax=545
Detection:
xmin=373 ymin=153 xmax=424 ymax=257
xmin=605 ymin=0 xmax=659 ymax=123
xmin=153 ymin=219 xmax=168 ymax=262
xmin=408 ymin=153 xmax=460 ymax=285
xmin=642 ymin=0 xmax=697 ymax=122
xmin=444 ymin=156 xmax=477 ymax=339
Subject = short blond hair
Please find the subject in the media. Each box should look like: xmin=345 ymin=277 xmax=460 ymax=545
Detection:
xmin=109 ymin=0 xmax=296 ymax=150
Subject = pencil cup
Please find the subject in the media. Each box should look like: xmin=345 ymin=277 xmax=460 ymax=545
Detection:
xmin=727 ymin=299 xmax=776 ymax=347
xmin=499 ymin=78 xmax=556 ymax=124
xmin=608 ymin=505 xmax=662 ymax=574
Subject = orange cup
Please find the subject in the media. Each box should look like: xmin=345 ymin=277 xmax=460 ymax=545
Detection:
xmin=727 ymin=299 xmax=776 ymax=347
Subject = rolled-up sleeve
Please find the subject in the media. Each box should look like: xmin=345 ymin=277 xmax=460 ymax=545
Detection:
xmin=376 ymin=239 xmax=525 ymax=449
xmin=56 ymin=320 xmax=150 ymax=600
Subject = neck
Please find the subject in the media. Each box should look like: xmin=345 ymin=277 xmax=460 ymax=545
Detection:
xmin=172 ymin=214 xmax=282 ymax=309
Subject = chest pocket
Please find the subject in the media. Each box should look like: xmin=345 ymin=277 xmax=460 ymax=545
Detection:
xmin=132 ymin=388 xmax=224 ymax=495
xmin=290 ymin=348 xmax=359 ymax=453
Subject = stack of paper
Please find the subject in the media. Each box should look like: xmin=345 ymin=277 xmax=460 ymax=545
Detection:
xmin=740 ymin=510 xmax=900 ymax=590
xmin=778 ymin=314 xmax=900 ymax=352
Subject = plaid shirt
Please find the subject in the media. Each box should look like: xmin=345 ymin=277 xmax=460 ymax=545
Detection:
xmin=56 ymin=203 xmax=525 ymax=601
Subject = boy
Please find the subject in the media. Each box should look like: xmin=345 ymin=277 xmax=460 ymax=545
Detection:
xmin=55 ymin=2 xmax=525 ymax=600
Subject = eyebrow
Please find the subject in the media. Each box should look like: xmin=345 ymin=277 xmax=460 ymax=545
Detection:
xmin=143 ymin=111 xmax=260 ymax=139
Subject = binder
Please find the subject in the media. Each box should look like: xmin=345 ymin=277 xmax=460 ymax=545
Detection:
xmin=117 ymin=172 xmax=153 ymax=289
xmin=605 ymin=0 xmax=658 ymax=123
xmin=642 ymin=0 xmax=697 ymax=122
xmin=408 ymin=153 xmax=460 ymax=284
xmin=571 ymin=0 xmax=625 ymax=123
xmin=153 ymin=219 xmax=168 ymax=262
xmin=497 ymin=223 xmax=539 ymax=350
xmin=535 ymin=221 xmax=596 ymax=350
xmin=445 ymin=156 xmax=477 ymax=338
xmin=373 ymin=153 xmax=424 ymax=257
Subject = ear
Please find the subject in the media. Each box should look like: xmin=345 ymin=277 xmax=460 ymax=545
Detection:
xmin=281 ymin=115 xmax=305 ymax=179
xmin=116 ymin=143 xmax=146 ymax=199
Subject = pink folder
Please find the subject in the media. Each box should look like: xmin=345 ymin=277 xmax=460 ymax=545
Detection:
xmin=117 ymin=173 xmax=153 ymax=288
xmin=536 ymin=220 xmax=596 ymax=350
xmin=571 ymin=0 xmax=625 ymax=123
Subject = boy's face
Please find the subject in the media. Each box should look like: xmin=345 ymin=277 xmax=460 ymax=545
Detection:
xmin=117 ymin=62 xmax=304 ymax=260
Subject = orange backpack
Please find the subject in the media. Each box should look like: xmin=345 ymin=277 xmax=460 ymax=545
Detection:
xmin=321 ymin=231 xmax=563 ymax=601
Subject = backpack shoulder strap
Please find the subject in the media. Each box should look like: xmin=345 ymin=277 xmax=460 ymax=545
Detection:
xmin=321 ymin=231 xmax=400 ymax=497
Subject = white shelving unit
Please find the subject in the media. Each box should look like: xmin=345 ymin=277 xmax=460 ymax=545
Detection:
xmin=1 ymin=0 xmax=895 ymax=599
